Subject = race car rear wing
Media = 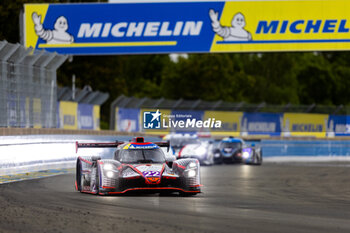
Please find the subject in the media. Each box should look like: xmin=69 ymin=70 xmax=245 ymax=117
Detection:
xmin=76 ymin=141 xmax=124 ymax=153
xmin=76 ymin=140 xmax=170 ymax=153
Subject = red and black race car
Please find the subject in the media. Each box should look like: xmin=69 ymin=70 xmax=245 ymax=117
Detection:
xmin=75 ymin=137 xmax=201 ymax=196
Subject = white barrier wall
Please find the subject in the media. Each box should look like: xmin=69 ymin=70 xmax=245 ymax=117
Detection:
xmin=0 ymin=135 xmax=158 ymax=175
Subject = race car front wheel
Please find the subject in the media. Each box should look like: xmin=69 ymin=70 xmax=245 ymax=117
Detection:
xmin=255 ymin=153 xmax=262 ymax=165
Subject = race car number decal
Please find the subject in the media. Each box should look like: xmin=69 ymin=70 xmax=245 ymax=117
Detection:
xmin=142 ymin=171 xmax=160 ymax=177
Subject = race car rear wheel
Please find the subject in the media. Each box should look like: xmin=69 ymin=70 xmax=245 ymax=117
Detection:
xmin=95 ymin=166 xmax=100 ymax=195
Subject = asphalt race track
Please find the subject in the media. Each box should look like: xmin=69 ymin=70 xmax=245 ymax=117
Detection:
xmin=1 ymin=163 xmax=350 ymax=233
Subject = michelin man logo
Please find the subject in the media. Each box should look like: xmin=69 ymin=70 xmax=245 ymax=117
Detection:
xmin=32 ymin=12 xmax=74 ymax=44
xmin=143 ymin=110 xmax=161 ymax=129
xmin=209 ymin=9 xmax=252 ymax=41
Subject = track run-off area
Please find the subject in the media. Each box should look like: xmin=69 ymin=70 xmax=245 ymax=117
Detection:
xmin=0 ymin=162 xmax=350 ymax=233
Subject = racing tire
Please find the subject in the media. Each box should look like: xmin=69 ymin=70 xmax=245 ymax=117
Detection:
xmin=76 ymin=160 xmax=83 ymax=192
xmin=255 ymin=153 xmax=263 ymax=166
xmin=251 ymin=153 xmax=256 ymax=165
xmin=214 ymin=156 xmax=223 ymax=165
xmin=95 ymin=165 xmax=101 ymax=195
xmin=257 ymin=154 xmax=263 ymax=165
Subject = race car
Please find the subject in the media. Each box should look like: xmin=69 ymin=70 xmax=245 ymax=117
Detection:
xmin=164 ymin=133 xmax=200 ymax=158
xmin=75 ymin=137 xmax=201 ymax=195
xmin=177 ymin=139 xmax=215 ymax=165
xmin=213 ymin=137 xmax=262 ymax=165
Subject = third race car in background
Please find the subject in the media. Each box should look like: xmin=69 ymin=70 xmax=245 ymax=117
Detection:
xmin=213 ymin=137 xmax=262 ymax=165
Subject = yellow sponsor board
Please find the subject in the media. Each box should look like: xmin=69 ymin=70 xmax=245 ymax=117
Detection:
xmin=24 ymin=4 xmax=49 ymax=49
xmin=140 ymin=108 xmax=172 ymax=135
xmin=33 ymin=98 xmax=41 ymax=128
xmin=203 ymin=111 xmax=243 ymax=137
xmin=283 ymin=113 xmax=329 ymax=138
xmin=93 ymin=105 xmax=100 ymax=130
xmin=59 ymin=101 xmax=78 ymax=130
xmin=211 ymin=0 xmax=350 ymax=52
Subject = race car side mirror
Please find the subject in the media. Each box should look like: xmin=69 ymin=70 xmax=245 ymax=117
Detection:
xmin=165 ymin=155 xmax=176 ymax=167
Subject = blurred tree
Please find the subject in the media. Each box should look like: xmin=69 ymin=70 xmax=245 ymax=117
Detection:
xmin=161 ymin=54 xmax=237 ymax=101
xmin=244 ymin=53 xmax=300 ymax=104
xmin=296 ymin=53 xmax=334 ymax=105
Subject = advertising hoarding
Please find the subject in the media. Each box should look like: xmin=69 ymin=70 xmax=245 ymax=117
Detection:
xmin=241 ymin=113 xmax=282 ymax=136
xmin=282 ymin=113 xmax=328 ymax=138
xmin=23 ymin=1 xmax=350 ymax=55
xmin=116 ymin=107 xmax=140 ymax=132
xmin=59 ymin=101 xmax=78 ymax=129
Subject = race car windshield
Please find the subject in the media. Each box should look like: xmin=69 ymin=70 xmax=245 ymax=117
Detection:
xmin=119 ymin=148 xmax=165 ymax=163
xmin=220 ymin=142 xmax=242 ymax=149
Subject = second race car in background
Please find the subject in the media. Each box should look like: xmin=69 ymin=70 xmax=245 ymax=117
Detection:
xmin=163 ymin=133 xmax=200 ymax=157
xmin=213 ymin=137 xmax=262 ymax=165
xmin=164 ymin=133 xmax=215 ymax=165
xmin=177 ymin=139 xmax=215 ymax=165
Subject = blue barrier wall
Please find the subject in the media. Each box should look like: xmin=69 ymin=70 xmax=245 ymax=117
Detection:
xmin=261 ymin=140 xmax=350 ymax=157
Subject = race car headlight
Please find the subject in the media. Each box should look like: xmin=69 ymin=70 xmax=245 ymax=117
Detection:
xmin=104 ymin=164 xmax=113 ymax=170
xmin=214 ymin=153 xmax=221 ymax=158
xmin=106 ymin=171 xmax=114 ymax=178
xmin=242 ymin=151 xmax=250 ymax=159
xmin=187 ymin=170 xmax=196 ymax=178
xmin=188 ymin=162 xmax=197 ymax=168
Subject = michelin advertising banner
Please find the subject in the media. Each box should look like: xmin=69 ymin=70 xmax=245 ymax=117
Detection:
xmin=57 ymin=102 xmax=100 ymax=130
xmin=23 ymin=0 xmax=350 ymax=55
xmin=58 ymin=101 xmax=78 ymax=130
xmin=282 ymin=113 xmax=328 ymax=138
xmin=241 ymin=113 xmax=282 ymax=136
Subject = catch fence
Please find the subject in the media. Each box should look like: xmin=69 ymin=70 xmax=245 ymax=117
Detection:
xmin=0 ymin=41 xmax=67 ymax=128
